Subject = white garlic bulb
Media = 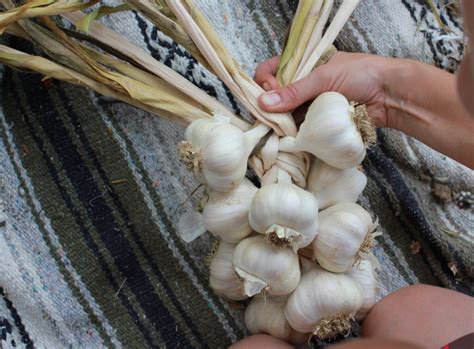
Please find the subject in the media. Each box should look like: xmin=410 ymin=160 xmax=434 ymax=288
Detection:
xmin=346 ymin=259 xmax=378 ymax=321
xmin=180 ymin=117 xmax=269 ymax=193
xmin=178 ymin=178 xmax=258 ymax=243
xmin=233 ymin=235 xmax=300 ymax=297
xmin=209 ymin=241 xmax=247 ymax=300
xmin=307 ymin=158 xmax=367 ymax=209
xmin=312 ymin=202 xmax=376 ymax=273
xmin=248 ymin=182 xmax=318 ymax=251
xmin=279 ymin=92 xmax=376 ymax=169
xmin=284 ymin=267 xmax=363 ymax=339
xmin=203 ymin=178 xmax=258 ymax=243
xmin=245 ymin=296 xmax=309 ymax=344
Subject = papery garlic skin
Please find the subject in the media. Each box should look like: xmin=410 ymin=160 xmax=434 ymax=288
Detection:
xmin=245 ymin=296 xmax=308 ymax=344
xmin=248 ymin=183 xmax=318 ymax=251
xmin=307 ymin=158 xmax=367 ymax=209
xmin=233 ymin=235 xmax=300 ymax=297
xmin=203 ymin=178 xmax=258 ymax=243
xmin=346 ymin=259 xmax=377 ymax=321
xmin=182 ymin=117 xmax=249 ymax=193
xmin=312 ymin=202 xmax=374 ymax=273
xmin=279 ymin=92 xmax=367 ymax=169
xmin=284 ymin=267 xmax=363 ymax=337
xmin=209 ymin=241 xmax=247 ymax=300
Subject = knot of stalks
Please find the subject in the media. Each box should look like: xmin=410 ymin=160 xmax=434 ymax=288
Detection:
xmin=312 ymin=314 xmax=354 ymax=340
xmin=351 ymin=102 xmax=377 ymax=147
xmin=178 ymin=141 xmax=202 ymax=172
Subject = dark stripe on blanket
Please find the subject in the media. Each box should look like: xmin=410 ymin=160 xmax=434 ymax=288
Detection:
xmin=4 ymin=69 xmax=160 ymax=348
xmin=0 ymin=115 xmax=114 ymax=348
xmin=367 ymin=146 xmax=472 ymax=295
xmin=53 ymin=85 xmax=210 ymax=348
xmin=364 ymin=161 xmax=441 ymax=285
xmin=134 ymin=13 xmax=243 ymax=116
xmin=401 ymin=0 xmax=444 ymax=68
xmin=0 ymin=287 xmax=34 ymax=349
xmin=98 ymin=98 xmax=245 ymax=343
xmin=16 ymin=73 xmax=195 ymax=348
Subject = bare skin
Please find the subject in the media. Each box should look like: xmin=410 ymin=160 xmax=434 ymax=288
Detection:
xmin=254 ymin=0 xmax=474 ymax=169
xmin=229 ymin=334 xmax=294 ymax=349
xmin=255 ymin=53 xmax=474 ymax=169
xmin=363 ymin=285 xmax=474 ymax=348
xmin=230 ymin=286 xmax=474 ymax=349
xmin=230 ymin=2 xmax=474 ymax=349
xmin=229 ymin=335 xmax=422 ymax=349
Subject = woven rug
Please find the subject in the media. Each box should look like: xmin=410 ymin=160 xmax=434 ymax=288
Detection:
xmin=0 ymin=1 xmax=473 ymax=348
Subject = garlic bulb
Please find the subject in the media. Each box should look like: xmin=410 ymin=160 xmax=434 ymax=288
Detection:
xmin=285 ymin=267 xmax=363 ymax=339
xmin=233 ymin=235 xmax=300 ymax=297
xmin=179 ymin=117 xmax=269 ymax=193
xmin=203 ymin=178 xmax=258 ymax=243
xmin=245 ymin=296 xmax=308 ymax=344
xmin=248 ymin=182 xmax=318 ymax=251
xmin=279 ymin=92 xmax=376 ymax=169
xmin=312 ymin=202 xmax=376 ymax=273
xmin=209 ymin=241 xmax=247 ymax=300
xmin=307 ymin=158 xmax=367 ymax=209
xmin=346 ymin=259 xmax=378 ymax=321
xmin=178 ymin=178 xmax=257 ymax=243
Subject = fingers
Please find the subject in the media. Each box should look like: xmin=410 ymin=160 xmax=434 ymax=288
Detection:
xmin=258 ymin=67 xmax=331 ymax=112
xmin=254 ymin=56 xmax=280 ymax=91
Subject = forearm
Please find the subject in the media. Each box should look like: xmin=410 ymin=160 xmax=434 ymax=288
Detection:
xmin=381 ymin=58 xmax=474 ymax=168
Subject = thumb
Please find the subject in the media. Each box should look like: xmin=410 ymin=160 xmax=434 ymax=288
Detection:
xmin=257 ymin=68 xmax=330 ymax=112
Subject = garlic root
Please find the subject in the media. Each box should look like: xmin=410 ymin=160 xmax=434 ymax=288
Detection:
xmin=312 ymin=313 xmax=353 ymax=340
xmin=178 ymin=141 xmax=202 ymax=173
xmin=351 ymin=102 xmax=376 ymax=147
xmin=355 ymin=220 xmax=380 ymax=265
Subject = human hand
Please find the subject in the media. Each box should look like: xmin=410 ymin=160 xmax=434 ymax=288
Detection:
xmin=254 ymin=52 xmax=391 ymax=128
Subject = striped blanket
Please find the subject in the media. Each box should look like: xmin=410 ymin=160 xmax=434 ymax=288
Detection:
xmin=0 ymin=1 xmax=472 ymax=348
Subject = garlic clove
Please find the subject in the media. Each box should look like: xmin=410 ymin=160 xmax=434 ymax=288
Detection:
xmin=209 ymin=241 xmax=247 ymax=300
xmin=284 ymin=266 xmax=363 ymax=339
xmin=202 ymin=178 xmax=258 ymax=243
xmin=279 ymin=92 xmax=376 ymax=169
xmin=233 ymin=235 xmax=300 ymax=297
xmin=346 ymin=259 xmax=378 ymax=321
xmin=249 ymin=182 xmax=318 ymax=251
xmin=178 ymin=211 xmax=206 ymax=242
xmin=245 ymin=295 xmax=309 ymax=345
xmin=306 ymin=158 xmax=367 ymax=209
xmin=312 ymin=202 xmax=376 ymax=273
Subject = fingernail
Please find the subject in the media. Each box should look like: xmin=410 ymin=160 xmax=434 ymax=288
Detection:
xmin=262 ymin=82 xmax=271 ymax=91
xmin=260 ymin=91 xmax=282 ymax=106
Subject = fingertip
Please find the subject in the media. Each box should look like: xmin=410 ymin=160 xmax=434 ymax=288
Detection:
xmin=262 ymin=82 xmax=271 ymax=91
xmin=258 ymin=90 xmax=287 ymax=112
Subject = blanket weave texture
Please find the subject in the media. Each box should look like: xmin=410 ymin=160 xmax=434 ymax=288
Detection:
xmin=0 ymin=1 xmax=472 ymax=348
